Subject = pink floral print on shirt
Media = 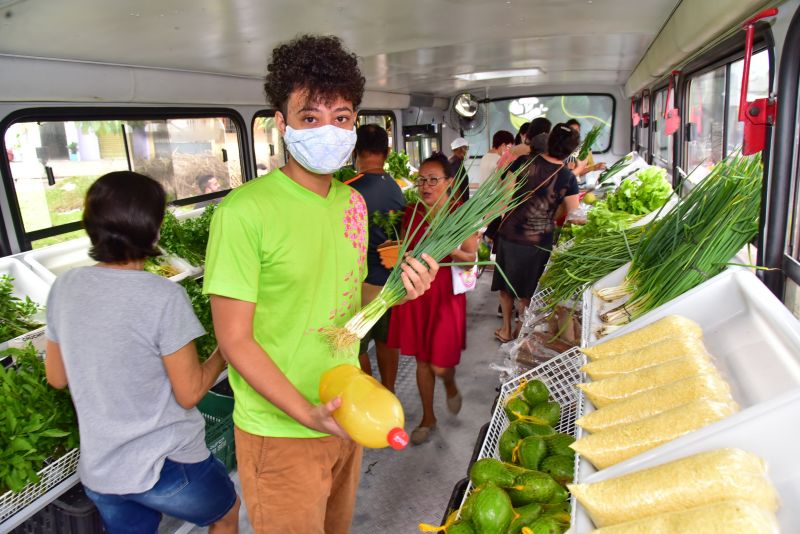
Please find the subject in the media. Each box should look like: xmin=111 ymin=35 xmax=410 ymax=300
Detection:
xmin=344 ymin=190 xmax=368 ymax=266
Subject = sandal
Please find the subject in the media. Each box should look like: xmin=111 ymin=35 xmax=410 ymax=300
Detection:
xmin=410 ymin=425 xmax=436 ymax=445
xmin=447 ymin=390 xmax=463 ymax=415
xmin=494 ymin=329 xmax=512 ymax=343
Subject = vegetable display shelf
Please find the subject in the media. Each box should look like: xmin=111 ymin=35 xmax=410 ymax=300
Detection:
xmin=574 ymin=269 xmax=800 ymax=483
xmin=0 ymin=257 xmax=48 ymax=351
xmin=571 ymin=388 xmax=800 ymax=533
xmin=456 ymin=347 xmax=587 ymax=518
xmin=23 ymin=237 xmax=199 ymax=287
xmin=0 ymin=449 xmax=80 ymax=530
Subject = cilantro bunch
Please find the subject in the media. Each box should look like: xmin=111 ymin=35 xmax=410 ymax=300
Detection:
xmin=180 ymin=278 xmax=216 ymax=361
xmin=159 ymin=205 xmax=217 ymax=267
xmin=0 ymin=275 xmax=42 ymax=342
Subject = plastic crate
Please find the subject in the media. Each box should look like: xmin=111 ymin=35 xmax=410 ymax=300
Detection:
xmin=467 ymin=422 xmax=490 ymax=474
xmin=440 ymin=478 xmax=469 ymax=526
xmin=457 ymin=347 xmax=586 ymax=517
xmin=198 ymin=392 xmax=236 ymax=472
xmin=12 ymin=483 xmax=103 ymax=534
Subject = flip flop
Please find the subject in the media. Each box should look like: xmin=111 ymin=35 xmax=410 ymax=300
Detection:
xmin=494 ymin=330 xmax=512 ymax=343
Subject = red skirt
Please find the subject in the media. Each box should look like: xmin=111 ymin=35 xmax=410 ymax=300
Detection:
xmin=387 ymin=266 xmax=467 ymax=368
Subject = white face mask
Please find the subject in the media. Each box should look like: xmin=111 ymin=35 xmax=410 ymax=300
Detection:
xmin=283 ymin=124 xmax=357 ymax=175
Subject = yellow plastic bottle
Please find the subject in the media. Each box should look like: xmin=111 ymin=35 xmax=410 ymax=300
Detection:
xmin=319 ymin=364 xmax=409 ymax=450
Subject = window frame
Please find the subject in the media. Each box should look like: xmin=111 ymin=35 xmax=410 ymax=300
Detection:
xmin=0 ymin=106 xmax=250 ymax=250
xmin=251 ymin=109 xmax=285 ymax=177
xmin=357 ymin=110 xmax=398 ymax=150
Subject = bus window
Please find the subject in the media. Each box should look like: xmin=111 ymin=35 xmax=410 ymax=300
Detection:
xmin=634 ymin=96 xmax=649 ymax=159
xmin=4 ymin=115 xmax=243 ymax=249
xmin=685 ymin=65 xmax=726 ymax=172
xmin=253 ymin=112 xmax=286 ymax=176
xmin=651 ymin=88 xmax=674 ymax=171
xmin=727 ymin=50 xmax=770 ymax=154
xmin=465 ymin=94 xmax=615 ymax=156
xmin=357 ymin=112 xmax=395 ymax=148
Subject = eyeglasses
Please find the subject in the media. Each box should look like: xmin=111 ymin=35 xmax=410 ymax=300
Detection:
xmin=416 ymin=175 xmax=447 ymax=186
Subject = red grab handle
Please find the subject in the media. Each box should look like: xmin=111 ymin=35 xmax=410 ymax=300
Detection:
xmin=739 ymin=8 xmax=778 ymax=122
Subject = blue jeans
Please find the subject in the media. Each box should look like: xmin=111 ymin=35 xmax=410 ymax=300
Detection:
xmin=84 ymin=454 xmax=236 ymax=533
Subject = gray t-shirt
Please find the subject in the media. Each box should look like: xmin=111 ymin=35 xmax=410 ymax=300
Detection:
xmin=46 ymin=266 xmax=209 ymax=494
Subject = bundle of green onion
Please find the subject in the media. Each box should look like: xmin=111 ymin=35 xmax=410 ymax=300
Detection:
xmin=538 ymin=226 xmax=644 ymax=312
xmin=577 ymin=125 xmax=604 ymax=160
xmin=325 ymin=165 xmax=528 ymax=351
xmin=597 ymin=152 xmax=635 ymax=184
xmin=597 ymin=153 xmax=762 ymax=325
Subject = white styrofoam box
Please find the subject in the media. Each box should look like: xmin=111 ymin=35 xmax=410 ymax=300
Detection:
xmin=570 ymin=388 xmax=800 ymax=533
xmin=0 ymin=257 xmax=49 ymax=348
xmin=23 ymin=237 xmax=198 ymax=285
xmin=173 ymin=206 xmax=206 ymax=221
xmin=575 ymin=269 xmax=800 ymax=483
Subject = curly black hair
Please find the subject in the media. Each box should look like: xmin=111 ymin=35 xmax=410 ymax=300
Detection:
xmin=264 ymin=35 xmax=366 ymax=114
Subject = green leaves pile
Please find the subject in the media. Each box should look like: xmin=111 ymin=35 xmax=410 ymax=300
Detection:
xmin=605 ymin=167 xmax=672 ymax=215
xmin=385 ymin=150 xmax=411 ymax=180
xmin=0 ymin=275 xmax=42 ymax=342
xmin=571 ymin=202 xmax=639 ymax=241
xmin=0 ymin=344 xmax=78 ymax=494
xmin=159 ymin=205 xmax=217 ymax=267
xmin=577 ymin=125 xmax=604 ymax=160
xmin=333 ymin=167 xmax=358 ymax=183
xmin=180 ymin=279 xmax=216 ymax=361
xmin=371 ymin=210 xmax=404 ymax=242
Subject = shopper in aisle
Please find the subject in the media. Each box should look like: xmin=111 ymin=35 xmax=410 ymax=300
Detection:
xmin=448 ymin=137 xmax=471 ymax=202
xmin=388 ymin=153 xmax=479 ymax=445
xmin=203 ymin=35 xmax=438 ymax=534
xmin=497 ymin=117 xmax=551 ymax=169
xmin=349 ymin=123 xmax=406 ymax=392
xmin=477 ymin=130 xmax=515 ymax=184
xmin=492 ymin=124 xmax=581 ymax=343
xmin=44 ymin=171 xmax=239 ymax=534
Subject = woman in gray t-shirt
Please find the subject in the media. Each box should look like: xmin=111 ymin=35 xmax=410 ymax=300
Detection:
xmin=45 ymin=171 xmax=239 ymax=533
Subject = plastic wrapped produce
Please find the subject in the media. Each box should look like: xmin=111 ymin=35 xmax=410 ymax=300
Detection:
xmin=576 ymin=373 xmax=733 ymax=433
xmin=578 ymin=353 xmax=717 ymax=408
xmin=589 ymin=501 xmax=779 ymax=534
xmin=581 ymin=336 xmax=710 ymax=380
xmin=580 ymin=315 xmax=702 ymax=361
xmin=569 ymin=449 xmax=778 ymax=527
xmin=569 ymin=399 xmax=738 ymax=469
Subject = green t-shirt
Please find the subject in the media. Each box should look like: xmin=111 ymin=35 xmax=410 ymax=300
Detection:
xmin=203 ymin=169 xmax=366 ymax=438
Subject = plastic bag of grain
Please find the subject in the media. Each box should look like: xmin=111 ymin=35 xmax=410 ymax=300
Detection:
xmin=580 ymin=315 xmax=702 ymax=361
xmin=578 ymin=353 xmax=717 ymax=408
xmin=570 ymin=399 xmax=738 ymax=469
xmin=569 ymin=449 xmax=778 ymax=527
xmin=582 ymin=337 xmax=710 ymax=380
xmin=589 ymin=500 xmax=779 ymax=534
xmin=576 ymin=373 xmax=733 ymax=433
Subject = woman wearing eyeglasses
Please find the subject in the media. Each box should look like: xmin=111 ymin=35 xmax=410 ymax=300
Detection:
xmin=386 ymin=153 xmax=479 ymax=445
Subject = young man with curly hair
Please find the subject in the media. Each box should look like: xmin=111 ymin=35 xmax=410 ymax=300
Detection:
xmin=203 ymin=35 xmax=438 ymax=533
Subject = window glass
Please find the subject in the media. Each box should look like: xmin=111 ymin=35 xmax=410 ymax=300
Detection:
xmin=253 ymin=113 xmax=285 ymax=176
xmin=636 ymin=97 xmax=649 ymax=158
xmin=685 ymin=66 xmax=727 ymax=173
xmin=651 ymin=88 xmax=674 ymax=171
xmin=464 ymin=94 xmax=615 ymax=156
xmin=4 ymin=115 xmax=242 ymax=246
xmin=727 ymin=50 xmax=770 ymax=154
xmin=357 ymin=113 xmax=395 ymax=148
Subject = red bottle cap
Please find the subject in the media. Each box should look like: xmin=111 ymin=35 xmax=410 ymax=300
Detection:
xmin=387 ymin=428 xmax=409 ymax=450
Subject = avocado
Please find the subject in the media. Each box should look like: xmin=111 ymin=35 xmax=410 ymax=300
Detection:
xmin=547 ymin=485 xmax=570 ymax=504
xmin=517 ymin=437 xmax=548 ymax=470
xmin=472 ymin=483 xmax=514 ymax=534
xmin=448 ymin=521 xmax=476 ymax=534
xmin=505 ymin=396 xmax=531 ymax=421
xmin=543 ymin=433 xmax=575 ymax=457
xmin=522 ymin=380 xmax=550 ymax=406
xmin=505 ymin=503 xmax=543 ymax=534
xmin=525 ymin=516 xmax=565 ymax=534
xmin=460 ymin=489 xmax=480 ymax=522
xmin=507 ymin=472 xmax=560 ymax=506
xmin=513 ymin=421 xmax=555 ymax=439
xmin=499 ymin=428 xmax=521 ymax=463
xmin=470 ymin=458 xmax=516 ymax=488
xmin=539 ymin=455 xmax=574 ymax=484
xmin=528 ymin=401 xmax=561 ymax=427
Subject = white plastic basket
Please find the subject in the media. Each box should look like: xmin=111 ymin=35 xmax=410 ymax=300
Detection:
xmin=457 ymin=347 xmax=587 ymax=515
xmin=0 ymin=448 xmax=80 ymax=524
xmin=0 ymin=257 xmax=49 ymax=349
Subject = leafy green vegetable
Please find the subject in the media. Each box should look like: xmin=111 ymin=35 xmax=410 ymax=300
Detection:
xmin=371 ymin=210 xmax=404 ymax=242
xmin=0 ymin=275 xmax=42 ymax=342
xmin=572 ymin=201 xmax=639 ymax=241
xmin=605 ymin=167 xmax=672 ymax=215
xmin=143 ymin=257 xmax=180 ymax=278
xmin=385 ymin=150 xmax=411 ymax=180
xmin=0 ymin=344 xmax=79 ymax=493
xmin=598 ymin=153 xmax=635 ymax=184
xmin=158 ymin=204 xmax=217 ymax=267
xmin=332 ymin=167 xmax=358 ymax=183
xmin=577 ymin=125 xmax=604 ymax=160
xmin=180 ymin=279 xmax=216 ymax=361
xmin=403 ymin=186 xmax=421 ymax=206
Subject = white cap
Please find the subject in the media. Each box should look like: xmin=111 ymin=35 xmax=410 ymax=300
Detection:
xmin=451 ymin=137 xmax=469 ymax=150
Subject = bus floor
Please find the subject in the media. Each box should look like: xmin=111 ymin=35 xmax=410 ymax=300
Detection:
xmin=161 ymin=273 xmax=503 ymax=533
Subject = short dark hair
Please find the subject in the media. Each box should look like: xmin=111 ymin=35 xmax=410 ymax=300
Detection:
xmin=527 ymin=117 xmax=552 ymax=140
xmin=355 ymin=124 xmax=389 ymax=157
xmin=565 ymin=118 xmax=581 ymax=129
xmin=514 ymin=122 xmax=531 ymax=144
xmin=83 ymin=171 xmax=165 ymax=263
xmin=491 ymin=130 xmax=515 ymax=149
xmin=196 ymin=174 xmax=216 ymax=191
xmin=420 ymin=152 xmax=451 ymax=177
xmin=547 ymin=123 xmax=581 ymax=160
xmin=264 ymin=35 xmax=366 ymax=115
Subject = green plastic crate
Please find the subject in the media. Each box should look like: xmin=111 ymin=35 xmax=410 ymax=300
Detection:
xmin=198 ymin=391 xmax=236 ymax=472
